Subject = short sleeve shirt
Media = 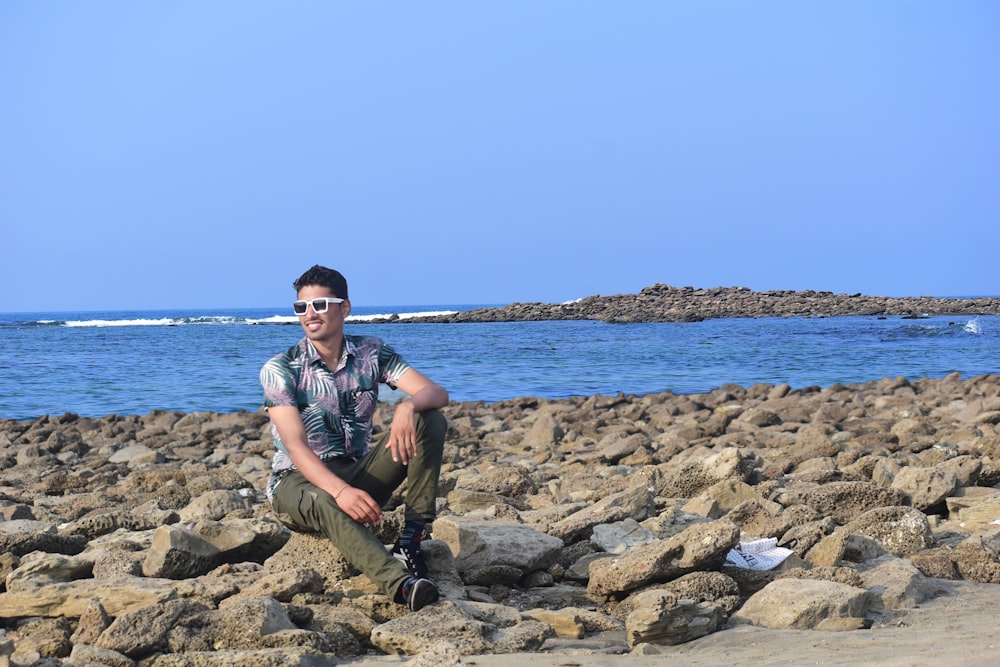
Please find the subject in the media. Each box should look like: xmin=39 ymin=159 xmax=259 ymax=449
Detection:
xmin=260 ymin=334 xmax=411 ymax=500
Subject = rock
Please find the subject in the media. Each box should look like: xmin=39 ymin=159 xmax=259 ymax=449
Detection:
xmin=189 ymin=517 xmax=291 ymax=564
xmin=145 ymin=648 xmax=338 ymax=666
xmin=890 ymin=466 xmax=958 ymax=511
xmin=70 ymin=643 xmax=136 ymax=667
xmin=563 ymin=552 xmax=614 ymax=582
xmin=657 ymin=449 xmax=758 ymax=498
xmin=520 ymin=608 xmax=585 ymax=638
xmin=95 ymin=598 xmax=200 ymax=657
xmin=262 ymin=531 xmax=356 ymax=586
xmin=143 ymin=524 xmax=221 ymax=579
xmin=548 ymin=483 xmax=655 ymax=542
xmin=433 ymin=517 xmax=563 ymax=577
xmin=178 ymin=490 xmax=250 ymax=522
xmin=0 ymin=520 xmax=88 ymax=557
xmin=733 ymin=578 xmax=870 ymax=630
xmin=625 ymin=590 xmax=723 ymax=647
xmin=843 ymin=506 xmax=936 ymax=556
xmin=369 ymin=600 xmax=553 ymax=656
xmin=93 ymin=548 xmax=145 ymax=578
xmin=403 ymin=640 xmax=465 ymax=667
xmin=4 ymin=552 xmax=94 ymax=590
xmin=0 ymin=577 xmax=178 ymax=619
xmin=229 ymin=567 xmax=325 ymax=602
xmin=806 ymin=528 xmax=891 ymax=568
xmin=954 ymin=495 xmax=1000 ymax=532
xmin=213 ymin=597 xmax=299 ymax=649
xmin=60 ymin=509 xmax=160 ymax=538
xmin=857 ymin=556 xmax=942 ymax=610
xmin=587 ymin=520 xmax=739 ymax=598
xmin=9 ymin=616 xmax=72 ymax=659
xmin=779 ymin=481 xmax=908 ymax=525
xmin=951 ymin=528 xmax=1000 ymax=583
xmin=522 ymin=412 xmax=564 ymax=450
xmin=69 ymin=598 xmax=112 ymax=644
xmin=590 ymin=518 xmax=658 ymax=554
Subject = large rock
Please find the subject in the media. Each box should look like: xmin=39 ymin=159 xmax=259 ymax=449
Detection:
xmin=857 ymin=556 xmax=941 ymax=610
xmin=0 ymin=577 xmax=178 ymax=618
xmin=733 ymin=578 xmax=870 ymax=630
xmin=587 ymin=520 xmax=739 ymax=598
xmin=843 ymin=506 xmax=935 ymax=556
xmin=778 ymin=481 xmax=908 ymax=525
xmin=95 ymin=598 xmax=202 ymax=658
xmin=143 ymin=524 xmax=221 ymax=579
xmin=189 ymin=517 xmax=291 ymax=564
xmin=890 ymin=466 xmax=958 ymax=511
xmin=547 ymin=483 xmax=655 ymax=542
xmin=432 ymin=516 xmax=563 ymax=577
xmin=369 ymin=600 xmax=553 ymax=656
xmin=625 ymin=590 xmax=723 ymax=646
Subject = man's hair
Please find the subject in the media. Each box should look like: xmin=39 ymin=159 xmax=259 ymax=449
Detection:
xmin=293 ymin=265 xmax=349 ymax=299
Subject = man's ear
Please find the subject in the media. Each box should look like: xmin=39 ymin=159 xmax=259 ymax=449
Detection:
xmin=341 ymin=299 xmax=352 ymax=318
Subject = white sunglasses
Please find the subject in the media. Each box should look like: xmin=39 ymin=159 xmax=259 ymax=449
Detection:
xmin=292 ymin=297 xmax=344 ymax=315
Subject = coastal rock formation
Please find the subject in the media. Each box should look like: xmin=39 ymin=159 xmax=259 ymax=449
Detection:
xmin=385 ymin=285 xmax=1000 ymax=323
xmin=1 ymin=372 xmax=1000 ymax=663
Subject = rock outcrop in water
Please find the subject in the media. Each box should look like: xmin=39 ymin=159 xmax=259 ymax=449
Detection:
xmin=382 ymin=285 xmax=1000 ymax=323
xmin=2 ymin=373 xmax=1000 ymax=664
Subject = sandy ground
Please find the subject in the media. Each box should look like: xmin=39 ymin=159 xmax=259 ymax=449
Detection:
xmin=344 ymin=579 xmax=1000 ymax=667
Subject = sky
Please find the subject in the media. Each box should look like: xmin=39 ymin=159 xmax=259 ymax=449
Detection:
xmin=1 ymin=2 xmax=998 ymax=312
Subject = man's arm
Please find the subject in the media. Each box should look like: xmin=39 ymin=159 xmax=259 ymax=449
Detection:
xmin=268 ymin=405 xmax=383 ymax=524
xmin=386 ymin=368 xmax=449 ymax=465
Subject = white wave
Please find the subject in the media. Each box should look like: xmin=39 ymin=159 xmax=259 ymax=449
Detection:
xmin=348 ymin=310 xmax=458 ymax=322
xmin=58 ymin=309 xmax=460 ymax=328
xmin=65 ymin=318 xmax=180 ymax=327
xmin=248 ymin=315 xmax=298 ymax=325
xmin=964 ymin=317 xmax=983 ymax=334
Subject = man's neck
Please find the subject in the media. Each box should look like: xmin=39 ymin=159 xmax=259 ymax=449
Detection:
xmin=311 ymin=336 xmax=344 ymax=367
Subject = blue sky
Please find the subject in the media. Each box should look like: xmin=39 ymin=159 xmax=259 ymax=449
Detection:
xmin=1 ymin=2 xmax=997 ymax=312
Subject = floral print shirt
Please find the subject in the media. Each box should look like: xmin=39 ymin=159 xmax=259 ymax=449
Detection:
xmin=260 ymin=334 xmax=410 ymax=500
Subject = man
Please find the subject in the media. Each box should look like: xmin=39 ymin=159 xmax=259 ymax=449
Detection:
xmin=260 ymin=265 xmax=449 ymax=611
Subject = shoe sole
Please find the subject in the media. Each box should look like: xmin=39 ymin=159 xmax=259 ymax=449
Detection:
xmin=408 ymin=578 xmax=440 ymax=611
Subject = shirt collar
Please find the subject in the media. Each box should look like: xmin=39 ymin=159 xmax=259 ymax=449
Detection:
xmin=342 ymin=335 xmax=358 ymax=363
xmin=304 ymin=336 xmax=354 ymax=370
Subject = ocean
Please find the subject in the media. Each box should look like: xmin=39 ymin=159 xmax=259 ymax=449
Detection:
xmin=0 ymin=306 xmax=997 ymax=421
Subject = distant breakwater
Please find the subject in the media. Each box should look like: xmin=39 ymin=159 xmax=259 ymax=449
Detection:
xmin=374 ymin=285 xmax=1000 ymax=324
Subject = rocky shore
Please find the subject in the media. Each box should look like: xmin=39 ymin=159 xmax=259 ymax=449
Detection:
xmin=3 ymin=372 xmax=1000 ymax=666
xmin=381 ymin=285 xmax=1000 ymax=323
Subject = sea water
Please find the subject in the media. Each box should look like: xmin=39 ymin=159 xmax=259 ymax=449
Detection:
xmin=0 ymin=306 xmax=996 ymax=421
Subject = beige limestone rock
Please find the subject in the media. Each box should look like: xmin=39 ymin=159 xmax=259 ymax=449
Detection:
xmin=433 ymin=516 xmax=563 ymax=575
xmin=143 ymin=524 xmax=221 ymax=579
xmin=733 ymin=578 xmax=870 ymax=630
xmin=0 ymin=576 xmax=178 ymax=619
xmin=587 ymin=519 xmax=739 ymax=598
xmin=625 ymin=590 xmax=722 ymax=647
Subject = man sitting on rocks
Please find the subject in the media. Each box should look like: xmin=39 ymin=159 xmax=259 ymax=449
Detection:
xmin=260 ymin=264 xmax=449 ymax=611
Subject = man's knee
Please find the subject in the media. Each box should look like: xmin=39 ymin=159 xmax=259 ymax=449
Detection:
xmin=418 ymin=409 xmax=447 ymax=444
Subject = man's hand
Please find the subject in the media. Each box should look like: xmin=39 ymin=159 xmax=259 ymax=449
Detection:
xmin=334 ymin=486 xmax=383 ymax=525
xmin=386 ymin=400 xmax=418 ymax=465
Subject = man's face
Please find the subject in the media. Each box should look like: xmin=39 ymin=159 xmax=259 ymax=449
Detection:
xmin=295 ymin=284 xmax=350 ymax=345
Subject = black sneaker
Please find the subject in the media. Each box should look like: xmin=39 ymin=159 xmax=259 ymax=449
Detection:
xmin=392 ymin=540 xmax=430 ymax=579
xmin=399 ymin=576 xmax=439 ymax=612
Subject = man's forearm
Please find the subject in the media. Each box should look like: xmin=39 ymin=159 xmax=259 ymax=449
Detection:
xmin=402 ymin=384 xmax=449 ymax=412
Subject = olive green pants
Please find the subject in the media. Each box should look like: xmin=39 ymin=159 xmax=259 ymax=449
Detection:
xmin=271 ymin=409 xmax=446 ymax=599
